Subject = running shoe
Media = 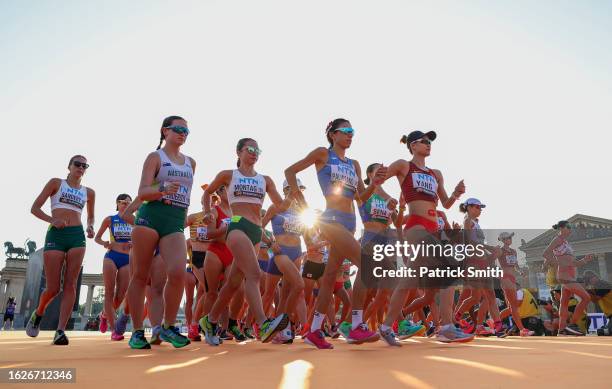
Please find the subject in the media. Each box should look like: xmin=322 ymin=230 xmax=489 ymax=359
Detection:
xmin=520 ymin=328 xmax=535 ymax=337
xmin=253 ymin=322 xmax=261 ymax=340
xmin=379 ymin=327 xmax=402 ymax=347
xmin=188 ymin=323 xmax=201 ymax=341
xmin=111 ymin=331 xmax=124 ymax=341
xmin=459 ymin=319 xmax=475 ymax=334
xmin=260 ymin=314 xmax=289 ymax=343
xmin=330 ymin=324 xmax=341 ymax=339
xmin=347 ymin=323 xmax=380 ymax=344
xmin=436 ymin=325 xmax=475 ymax=343
xmin=160 ymin=325 xmax=191 ymax=348
xmin=298 ymin=322 xmax=310 ymax=338
xmin=129 ymin=329 xmax=151 ymax=349
xmin=150 ymin=325 xmax=162 ymax=345
xmin=304 ymin=329 xmax=333 ymax=349
xmin=244 ymin=327 xmax=255 ymax=339
xmin=397 ymin=320 xmax=426 ymax=339
xmin=99 ymin=312 xmax=108 ymax=333
xmin=476 ymin=325 xmax=494 ymax=337
xmin=562 ymin=324 xmax=585 ymax=336
xmin=272 ymin=325 xmax=293 ymax=344
xmin=229 ymin=324 xmax=247 ymax=342
xmin=219 ymin=328 xmax=233 ymax=341
xmin=115 ymin=313 xmax=129 ymax=336
xmin=339 ymin=321 xmax=351 ymax=339
xmin=505 ymin=325 xmax=519 ymax=336
xmin=53 ymin=330 xmax=69 ymax=345
xmin=426 ymin=325 xmax=437 ymax=337
xmin=200 ymin=316 xmax=221 ymax=346
xmin=25 ymin=311 xmax=42 ymax=338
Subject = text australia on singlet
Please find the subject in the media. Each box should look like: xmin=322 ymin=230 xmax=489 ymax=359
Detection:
xmin=163 ymin=169 xmax=192 ymax=207
xmin=233 ymin=177 xmax=265 ymax=200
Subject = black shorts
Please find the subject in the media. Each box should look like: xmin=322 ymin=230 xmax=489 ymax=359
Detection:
xmin=192 ymin=250 xmax=205 ymax=269
xmin=302 ymin=260 xmax=325 ymax=281
xmin=3 ymin=313 xmax=14 ymax=322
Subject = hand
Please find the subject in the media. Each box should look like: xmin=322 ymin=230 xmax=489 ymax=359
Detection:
xmin=164 ymin=182 xmax=181 ymax=195
xmin=103 ymin=241 xmax=111 ymax=249
xmin=202 ymin=211 xmax=214 ymax=225
xmin=291 ymin=189 xmax=308 ymax=210
xmin=454 ymin=179 xmax=465 ymax=197
xmin=271 ymin=242 xmax=282 ymax=254
xmin=51 ymin=217 xmax=67 ymax=229
xmin=86 ymin=225 xmax=95 ymax=239
xmin=452 ymin=222 xmax=461 ymax=230
xmin=387 ymin=198 xmax=398 ymax=210
xmin=371 ymin=165 xmax=387 ymax=186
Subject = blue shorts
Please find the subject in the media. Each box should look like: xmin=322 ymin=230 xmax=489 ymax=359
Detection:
xmin=361 ymin=230 xmax=390 ymax=247
xmin=104 ymin=250 xmax=130 ymax=269
xmin=265 ymin=245 xmax=302 ymax=275
xmin=258 ymin=259 xmax=270 ymax=272
xmin=186 ymin=266 xmax=193 ymax=274
xmin=321 ymin=208 xmax=356 ymax=234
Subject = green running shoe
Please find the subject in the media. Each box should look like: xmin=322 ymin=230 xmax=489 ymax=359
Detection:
xmin=52 ymin=330 xmax=69 ymax=345
xmin=25 ymin=311 xmax=42 ymax=338
xmin=200 ymin=316 xmax=220 ymax=346
xmin=229 ymin=324 xmax=247 ymax=342
xmin=398 ymin=320 xmax=425 ymax=340
xmin=129 ymin=330 xmax=151 ymax=349
xmin=260 ymin=314 xmax=289 ymax=343
xmin=244 ymin=327 xmax=255 ymax=339
xmin=160 ymin=325 xmax=191 ymax=348
xmin=339 ymin=321 xmax=351 ymax=339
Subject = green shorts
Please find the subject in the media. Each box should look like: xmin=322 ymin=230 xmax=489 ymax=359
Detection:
xmin=44 ymin=225 xmax=86 ymax=252
xmin=226 ymin=215 xmax=262 ymax=245
xmin=135 ymin=201 xmax=186 ymax=238
xmin=344 ymin=280 xmax=352 ymax=290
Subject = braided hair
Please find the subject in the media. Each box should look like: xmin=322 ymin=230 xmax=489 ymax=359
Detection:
xmin=157 ymin=116 xmax=185 ymax=150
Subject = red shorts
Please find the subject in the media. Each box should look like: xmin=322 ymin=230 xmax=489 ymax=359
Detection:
xmin=404 ymin=215 xmax=438 ymax=234
xmin=208 ymin=242 xmax=233 ymax=268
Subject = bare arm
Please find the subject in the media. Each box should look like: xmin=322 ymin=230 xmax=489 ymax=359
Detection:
xmin=262 ymin=204 xmax=280 ymax=229
xmin=31 ymin=178 xmax=62 ymax=226
xmin=284 ymin=147 xmax=327 ymax=207
xmin=542 ymin=236 xmax=563 ymax=270
xmin=265 ymin=176 xmax=291 ymax=210
xmin=355 ymin=160 xmax=387 ymax=203
xmin=119 ymin=197 xmax=143 ymax=225
xmin=94 ymin=216 xmax=112 ymax=249
xmin=432 ymin=169 xmax=464 ymax=210
xmin=86 ymin=187 xmax=96 ymax=238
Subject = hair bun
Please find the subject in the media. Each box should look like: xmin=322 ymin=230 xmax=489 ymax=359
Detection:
xmin=400 ymin=135 xmax=408 ymax=144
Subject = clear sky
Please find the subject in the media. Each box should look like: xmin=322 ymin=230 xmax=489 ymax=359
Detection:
xmin=1 ymin=0 xmax=611 ymax=278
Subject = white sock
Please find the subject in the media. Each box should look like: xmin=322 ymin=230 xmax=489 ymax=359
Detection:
xmin=351 ymin=310 xmax=363 ymax=330
xmin=311 ymin=311 xmax=325 ymax=331
xmin=380 ymin=324 xmax=391 ymax=332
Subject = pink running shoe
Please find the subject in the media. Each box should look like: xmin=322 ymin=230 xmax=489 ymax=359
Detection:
xmin=347 ymin=323 xmax=380 ymax=344
xmin=99 ymin=313 xmax=108 ymax=333
xmin=111 ymin=331 xmax=124 ymax=341
xmin=304 ymin=329 xmax=333 ymax=349
xmin=520 ymin=328 xmax=534 ymax=337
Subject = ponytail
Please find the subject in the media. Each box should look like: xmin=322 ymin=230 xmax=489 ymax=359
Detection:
xmin=459 ymin=203 xmax=468 ymax=213
xmin=400 ymin=135 xmax=413 ymax=154
xmin=553 ymin=220 xmax=569 ymax=230
xmin=236 ymin=138 xmax=255 ymax=168
xmin=325 ymin=118 xmax=350 ymax=147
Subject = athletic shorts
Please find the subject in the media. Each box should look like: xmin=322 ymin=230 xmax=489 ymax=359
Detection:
xmin=258 ymin=259 xmax=269 ymax=272
xmin=302 ymin=260 xmax=325 ymax=280
xmin=104 ymin=250 xmax=130 ymax=269
xmin=227 ymin=216 xmax=262 ymax=245
xmin=344 ymin=280 xmax=352 ymax=290
xmin=320 ymin=208 xmax=356 ymax=234
xmin=135 ymin=201 xmax=186 ymax=238
xmin=186 ymin=266 xmax=193 ymax=274
xmin=44 ymin=225 xmax=86 ymax=252
xmin=192 ymin=250 xmax=206 ymax=269
xmin=3 ymin=313 xmax=14 ymax=322
xmin=265 ymin=245 xmax=302 ymax=275
xmin=333 ymin=281 xmax=344 ymax=293
xmin=207 ymin=242 xmax=233 ymax=268
xmin=404 ymin=215 xmax=438 ymax=234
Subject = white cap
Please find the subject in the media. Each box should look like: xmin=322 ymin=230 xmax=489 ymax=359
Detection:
xmin=498 ymin=232 xmax=515 ymax=241
xmin=464 ymin=198 xmax=486 ymax=208
xmin=283 ymin=178 xmax=306 ymax=191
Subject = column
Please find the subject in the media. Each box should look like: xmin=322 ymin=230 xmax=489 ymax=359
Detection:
xmin=84 ymin=285 xmax=95 ymax=317
xmin=0 ymin=280 xmax=6 ymax=312
xmin=597 ymin=254 xmax=607 ymax=279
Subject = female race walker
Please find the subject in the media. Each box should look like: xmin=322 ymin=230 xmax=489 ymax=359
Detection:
xmin=28 ymin=155 xmax=95 ymax=345
xmin=285 ymin=118 xmax=388 ymax=349
xmin=125 ymin=115 xmax=195 ymax=349
xmin=200 ymin=138 xmax=291 ymax=346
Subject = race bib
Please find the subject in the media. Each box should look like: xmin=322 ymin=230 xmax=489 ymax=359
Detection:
xmin=330 ymin=164 xmax=358 ymax=192
xmin=370 ymin=197 xmax=392 ymax=221
xmin=162 ymin=183 xmax=190 ymax=208
xmin=283 ymin=214 xmax=303 ymax=234
xmin=411 ymin=172 xmax=437 ymax=196
xmin=113 ymin=222 xmax=133 ymax=240
xmin=506 ymin=255 xmax=517 ymax=265
xmin=233 ymin=177 xmax=265 ymax=200
xmin=196 ymin=226 xmax=209 ymax=241
xmin=59 ymin=188 xmax=86 ymax=209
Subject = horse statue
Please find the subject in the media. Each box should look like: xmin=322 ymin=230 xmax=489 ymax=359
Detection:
xmin=4 ymin=242 xmax=26 ymax=259
xmin=26 ymin=240 xmax=37 ymax=256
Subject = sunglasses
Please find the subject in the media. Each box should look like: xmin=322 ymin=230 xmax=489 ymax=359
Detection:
xmin=73 ymin=161 xmax=89 ymax=169
xmin=334 ymin=127 xmax=355 ymax=136
xmin=166 ymin=125 xmax=190 ymax=135
xmin=411 ymin=138 xmax=431 ymax=146
xmin=244 ymin=146 xmax=262 ymax=156
xmin=117 ymin=200 xmax=131 ymax=205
